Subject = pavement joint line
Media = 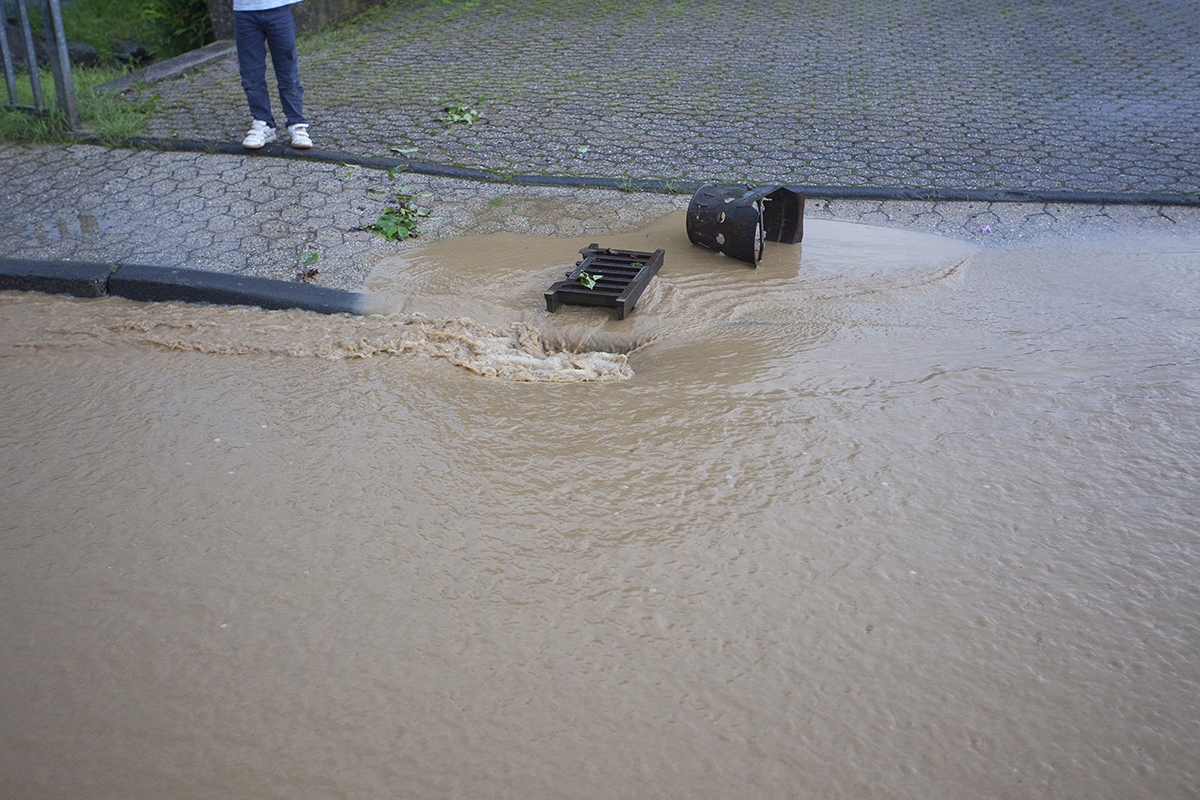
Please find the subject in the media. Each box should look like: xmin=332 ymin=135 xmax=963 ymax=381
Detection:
xmin=0 ymin=258 xmax=373 ymax=316
xmin=74 ymin=135 xmax=1200 ymax=208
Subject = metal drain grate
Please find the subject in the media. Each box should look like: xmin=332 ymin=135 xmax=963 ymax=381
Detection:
xmin=545 ymin=245 xmax=665 ymax=320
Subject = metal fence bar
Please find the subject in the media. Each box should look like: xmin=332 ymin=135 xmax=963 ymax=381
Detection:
xmin=1 ymin=0 xmax=76 ymax=127
xmin=42 ymin=0 xmax=77 ymax=128
xmin=18 ymin=0 xmax=45 ymax=111
xmin=0 ymin=14 xmax=19 ymax=106
xmin=2 ymin=0 xmax=47 ymax=112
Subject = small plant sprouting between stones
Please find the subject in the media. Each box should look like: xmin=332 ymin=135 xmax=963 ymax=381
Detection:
xmin=576 ymin=270 xmax=603 ymax=289
xmin=296 ymin=251 xmax=321 ymax=281
xmin=435 ymin=97 xmax=484 ymax=127
xmin=294 ymin=230 xmax=320 ymax=281
xmin=363 ymin=191 xmax=431 ymax=241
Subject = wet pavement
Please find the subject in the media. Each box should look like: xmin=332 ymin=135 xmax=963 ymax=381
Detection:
xmin=3 ymin=0 xmax=1200 ymax=290
xmin=136 ymin=0 xmax=1200 ymax=195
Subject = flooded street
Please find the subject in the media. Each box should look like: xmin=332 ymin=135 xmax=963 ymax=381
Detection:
xmin=2 ymin=215 xmax=1198 ymax=798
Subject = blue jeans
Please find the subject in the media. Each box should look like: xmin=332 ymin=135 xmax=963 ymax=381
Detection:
xmin=235 ymin=7 xmax=306 ymax=129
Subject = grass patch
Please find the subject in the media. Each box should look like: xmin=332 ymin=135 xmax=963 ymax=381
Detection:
xmin=17 ymin=0 xmax=155 ymax=59
xmin=17 ymin=0 xmax=210 ymax=59
xmin=0 ymin=65 xmax=158 ymax=143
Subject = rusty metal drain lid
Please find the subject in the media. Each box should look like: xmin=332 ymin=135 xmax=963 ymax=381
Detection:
xmin=686 ymin=183 xmax=805 ymax=265
xmin=545 ymin=244 xmax=665 ymax=320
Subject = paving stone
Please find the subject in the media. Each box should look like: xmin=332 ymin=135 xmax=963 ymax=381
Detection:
xmin=128 ymin=0 xmax=1200 ymax=195
xmin=4 ymin=0 xmax=1200 ymax=305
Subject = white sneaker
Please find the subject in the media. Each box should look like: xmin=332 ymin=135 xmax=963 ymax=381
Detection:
xmin=288 ymin=123 xmax=312 ymax=149
xmin=242 ymin=120 xmax=277 ymax=149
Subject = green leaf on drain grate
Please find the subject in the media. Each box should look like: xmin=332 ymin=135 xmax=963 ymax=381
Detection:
xmin=576 ymin=271 xmax=602 ymax=289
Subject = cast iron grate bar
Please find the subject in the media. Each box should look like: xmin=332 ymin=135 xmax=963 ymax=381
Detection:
xmin=545 ymin=245 xmax=664 ymax=320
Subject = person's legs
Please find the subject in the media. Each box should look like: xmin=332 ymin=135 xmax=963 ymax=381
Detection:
xmin=260 ymin=6 xmax=306 ymax=128
xmin=234 ymin=11 xmax=274 ymax=128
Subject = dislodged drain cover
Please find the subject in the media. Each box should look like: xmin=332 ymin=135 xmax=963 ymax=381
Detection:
xmin=545 ymin=245 xmax=665 ymax=320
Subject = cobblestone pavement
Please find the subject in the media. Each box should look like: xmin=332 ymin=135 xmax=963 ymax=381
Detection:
xmin=130 ymin=0 xmax=1200 ymax=196
xmin=5 ymin=0 xmax=1200 ymax=290
xmin=0 ymin=144 xmax=688 ymax=289
xmin=4 ymin=144 xmax=1198 ymax=294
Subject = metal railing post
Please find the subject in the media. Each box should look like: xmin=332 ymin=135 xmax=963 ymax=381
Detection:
xmin=1 ymin=0 xmax=52 ymax=114
xmin=18 ymin=0 xmax=45 ymax=111
xmin=0 ymin=12 xmax=19 ymax=107
xmin=41 ymin=0 xmax=78 ymax=129
xmin=2 ymin=0 xmax=49 ymax=112
xmin=1 ymin=0 xmax=77 ymax=128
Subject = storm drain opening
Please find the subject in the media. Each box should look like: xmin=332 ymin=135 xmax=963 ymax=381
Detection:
xmin=545 ymin=245 xmax=665 ymax=320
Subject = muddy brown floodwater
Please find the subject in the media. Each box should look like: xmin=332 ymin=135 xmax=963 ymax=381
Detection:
xmin=2 ymin=212 xmax=1199 ymax=799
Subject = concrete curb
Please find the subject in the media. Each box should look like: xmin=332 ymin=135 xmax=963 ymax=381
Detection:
xmin=74 ymin=135 xmax=1200 ymax=207
xmin=94 ymin=40 xmax=238 ymax=95
xmin=1 ymin=258 xmax=371 ymax=315
xmin=0 ymin=258 xmax=113 ymax=297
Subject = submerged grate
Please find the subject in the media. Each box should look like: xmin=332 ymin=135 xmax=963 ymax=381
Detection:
xmin=545 ymin=244 xmax=665 ymax=320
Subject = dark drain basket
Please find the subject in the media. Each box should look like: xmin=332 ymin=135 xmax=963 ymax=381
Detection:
xmin=686 ymin=184 xmax=805 ymax=265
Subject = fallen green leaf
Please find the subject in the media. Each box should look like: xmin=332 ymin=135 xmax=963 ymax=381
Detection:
xmin=576 ymin=271 xmax=602 ymax=289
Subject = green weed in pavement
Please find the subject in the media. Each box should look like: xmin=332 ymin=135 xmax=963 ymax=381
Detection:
xmin=364 ymin=190 xmax=431 ymax=241
xmin=436 ymin=99 xmax=483 ymax=126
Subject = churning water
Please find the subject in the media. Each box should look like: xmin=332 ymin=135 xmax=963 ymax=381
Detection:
xmin=2 ymin=213 xmax=1198 ymax=799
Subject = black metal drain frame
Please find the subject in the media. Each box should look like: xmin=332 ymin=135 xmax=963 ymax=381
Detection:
xmin=545 ymin=245 xmax=665 ymax=320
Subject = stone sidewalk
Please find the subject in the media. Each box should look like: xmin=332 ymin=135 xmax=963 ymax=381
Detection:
xmin=4 ymin=0 xmax=1200 ymax=292
xmin=128 ymin=0 xmax=1200 ymax=196
xmin=0 ymin=144 xmax=690 ymax=290
xmin=3 ymin=144 xmax=1197 ymax=296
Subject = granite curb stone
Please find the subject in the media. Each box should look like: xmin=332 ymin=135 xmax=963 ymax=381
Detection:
xmin=94 ymin=40 xmax=238 ymax=95
xmin=1 ymin=258 xmax=371 ymax=315
xmin=71 ymin=136 xmax=1200 ymax=207
xmin=0 ymin=258 xmax=113 ymax=297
